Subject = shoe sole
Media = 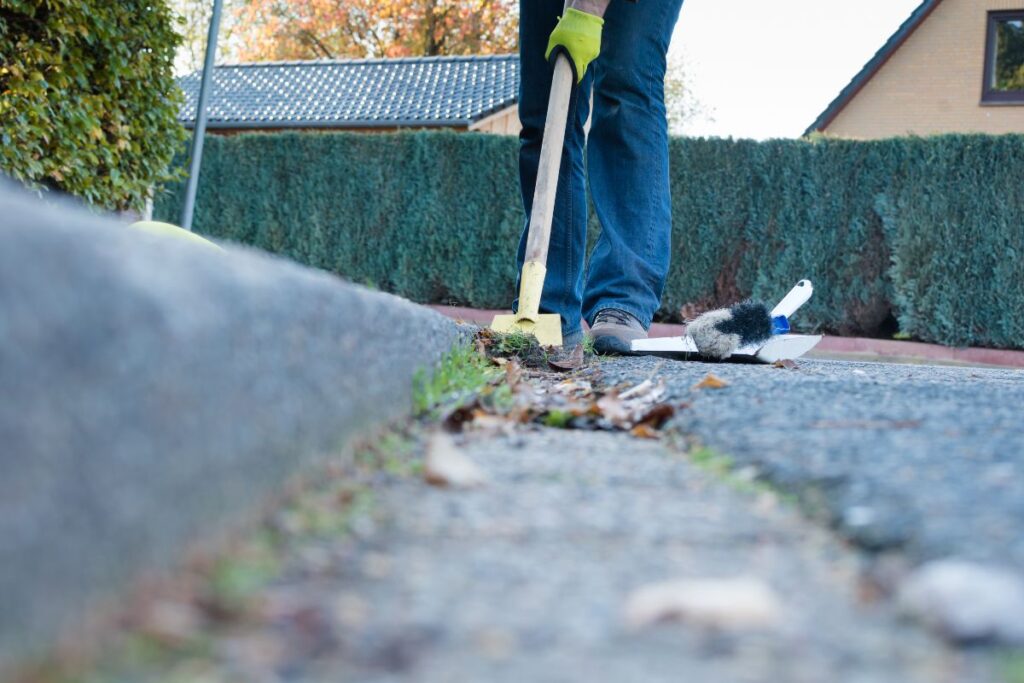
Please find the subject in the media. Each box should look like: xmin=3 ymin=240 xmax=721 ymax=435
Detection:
xmin=592 ymin=335 xmax=638 ymax=356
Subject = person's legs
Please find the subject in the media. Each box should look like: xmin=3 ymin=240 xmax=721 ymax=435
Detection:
xmin=516 ymin=0 xmax=595 ymax=345
xmin=583 ymin=0 xmax=683 ymax=332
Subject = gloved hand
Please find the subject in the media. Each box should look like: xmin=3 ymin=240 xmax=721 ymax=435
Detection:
xmin=545 ymin=8 xmax=604 ymax=83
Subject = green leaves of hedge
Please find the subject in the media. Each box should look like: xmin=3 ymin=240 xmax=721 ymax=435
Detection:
xmin=0 ymin=0 xmax=186 ymax=211
xmin=154 ymin=131 xmax=1024 ymax=350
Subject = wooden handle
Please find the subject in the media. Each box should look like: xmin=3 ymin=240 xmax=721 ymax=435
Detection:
xmin=524 ymin=52 xmax=575 ymax=264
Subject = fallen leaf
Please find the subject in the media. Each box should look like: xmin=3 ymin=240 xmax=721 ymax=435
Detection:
xmin=504 ymin=359 xmax=523 ymax=390
xmin=423 ymin=432 xmax=488 ymax=488
xmin=630 ymin=424 xmax=660 ymax=439
xmin=620 ymin=379 xmax=655 ymax=400
xmin=635 ymin=403 xmax=676 ymax=429
xmin=624 ymin=577 xmax=783 ymax=630
xmin=694 ymin=373 xmax=729 ymax=390
xmin=491 ymin=357 xmax=508 ymax=367
xmin=596 ymin=393 xmax=632 ymax=428
xmin=442 ymin=403 xmax=478 ymax=433
xmin=548 ymin=344 xmax=585 ymax=372
xmin=772 ymin=359 xmax=799 ymax=370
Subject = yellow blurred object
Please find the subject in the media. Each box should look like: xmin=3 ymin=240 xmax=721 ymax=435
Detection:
xmin=128 ymin=221 xmax=222 ymax=250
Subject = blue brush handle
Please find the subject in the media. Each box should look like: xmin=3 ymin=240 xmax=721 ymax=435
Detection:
xmin=772 ymin=315 xmax=790 ymax=335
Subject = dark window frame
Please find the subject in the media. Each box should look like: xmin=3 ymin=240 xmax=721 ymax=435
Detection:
xmin=982 ymin=9 xmax=1024 ymax=104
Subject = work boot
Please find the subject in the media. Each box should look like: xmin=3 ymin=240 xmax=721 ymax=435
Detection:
xmin=562 ymin=329 xmax=585 ymax=350
xmin=590 ymin=308 xmax=646 ymax=355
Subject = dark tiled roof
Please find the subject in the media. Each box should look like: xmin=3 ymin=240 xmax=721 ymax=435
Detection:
xmin=179 ymin=54 xmax=519 ymax=129
xmin=805 ymin=0 xmax=943 ymax=135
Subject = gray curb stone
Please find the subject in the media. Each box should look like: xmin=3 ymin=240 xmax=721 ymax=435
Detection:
xmin=0 ymin=181 xmax=462 ymax=671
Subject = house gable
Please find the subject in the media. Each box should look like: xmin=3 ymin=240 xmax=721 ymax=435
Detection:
xmin=807 ymin=0 xmax=1024 ymax=138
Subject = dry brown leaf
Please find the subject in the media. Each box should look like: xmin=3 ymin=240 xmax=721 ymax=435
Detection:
xmin=624 ymin=577 xmax=783 ymax=630
xmin=635 ymin=403 xmax=676 ymax=429
xmin=442 ymin=403 xmax=478 ymax=433
xmin=548 ymin=344 xmax=585 ymax=372
xmin=772 ymin=359 xmax=799 ymax=370
xmin=630 ymin=424 xmax=660 ymax=439
xmin=596 ymin=393 xmax=632 ymax=428
xmin=423 ymin=432 xmax=488 ymax=488
xmin=491 ymin=356 xmax=509 ymax=367
xmin=504 ymin=359 xmax=523 ymax=389
xmin=619 ymin=379 xmax=655 ymax=400
xmin=694 ymin=373 xmax=729 ymax=390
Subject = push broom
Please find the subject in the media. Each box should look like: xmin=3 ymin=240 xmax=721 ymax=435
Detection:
xmin=490 ymin=35 xmax=576 ymax=347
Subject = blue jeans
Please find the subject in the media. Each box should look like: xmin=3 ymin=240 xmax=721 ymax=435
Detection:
xmin=516 ymin=0 xmax=684 ymax=340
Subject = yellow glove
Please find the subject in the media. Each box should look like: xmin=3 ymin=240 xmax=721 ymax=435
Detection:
xmin=545 ymin=8 xmax=604 ymax=83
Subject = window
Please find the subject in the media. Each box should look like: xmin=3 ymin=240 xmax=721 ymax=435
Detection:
xmin=983 ymin=10 xmax=1024 ymax=103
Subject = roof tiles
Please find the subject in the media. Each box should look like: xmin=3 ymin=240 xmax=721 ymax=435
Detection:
xmin=178 ymin=54 xmax=520 ymax=129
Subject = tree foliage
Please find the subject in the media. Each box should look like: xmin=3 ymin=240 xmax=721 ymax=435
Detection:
xmin=231 ymin=0 xmax=518 ymax=61
xmin=664 ymin=52 xmax=713 ymax=135
xmin=0 ymin=0 xmax=186 ymax=211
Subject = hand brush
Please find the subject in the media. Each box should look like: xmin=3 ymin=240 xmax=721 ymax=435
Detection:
xmin=687 ymin=281 xmax=813 ymax=359
xmin=687 ymin=302 xmax=777 ymax=359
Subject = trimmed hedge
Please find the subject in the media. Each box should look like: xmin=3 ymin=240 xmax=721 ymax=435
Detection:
xmin=1 ymin=0 xmax=185 ymax=210
xmin=154 ymin=131 xmax=1024 ymax=350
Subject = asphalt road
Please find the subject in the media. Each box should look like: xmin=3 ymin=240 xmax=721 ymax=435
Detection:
xmin=600 ymin=356 xmax=1024 ymax=569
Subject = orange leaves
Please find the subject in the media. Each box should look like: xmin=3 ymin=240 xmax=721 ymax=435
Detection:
xmin=693 ymin=373 xmax=729 ymax=390
xmin=231 ymin=0 xmax=518 ymax=61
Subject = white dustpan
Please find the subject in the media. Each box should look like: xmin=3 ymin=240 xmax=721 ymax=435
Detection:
xmin=631 ymin=280 xmax=823 ymax=363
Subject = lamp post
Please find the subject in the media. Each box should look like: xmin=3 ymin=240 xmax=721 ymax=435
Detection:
xmin=180 ymin=0 xmax=224 ymax=231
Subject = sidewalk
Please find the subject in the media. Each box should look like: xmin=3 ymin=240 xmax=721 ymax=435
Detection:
xmin=58 ymin=346 xmax=1024 ymax=682
xmin=429 ymin=305 xmax=1024 ymax=369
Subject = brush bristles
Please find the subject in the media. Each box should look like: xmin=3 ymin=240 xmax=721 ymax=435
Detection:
xmin=688 ymin=301 xmax=772 ymax=359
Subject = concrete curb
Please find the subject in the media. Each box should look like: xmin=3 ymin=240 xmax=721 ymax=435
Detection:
xmin=430 ymin=306 xmax=1024 ymax=369
xmin=0 ymin=182 xmax=462 ymax=671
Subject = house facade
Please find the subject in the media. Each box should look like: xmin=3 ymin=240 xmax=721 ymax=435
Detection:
xmin=807 ymin=0 xmax=1024 ymax=138
xmin=178 ymin=55 xmax=521 ymax=136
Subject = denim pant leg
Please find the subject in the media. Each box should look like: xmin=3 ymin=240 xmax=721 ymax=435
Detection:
xmin=582 ymin=0 xmax=684 ymax=329
xmin=516 ymin=0 xmax=594 ymax=340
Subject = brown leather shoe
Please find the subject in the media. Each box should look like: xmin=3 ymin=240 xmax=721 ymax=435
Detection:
xmin=590 ymin=308 xmax=646 ymax=355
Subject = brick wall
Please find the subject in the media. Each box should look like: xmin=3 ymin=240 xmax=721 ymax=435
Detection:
xmin=825 ymin=0 xmax=1024 ymax=138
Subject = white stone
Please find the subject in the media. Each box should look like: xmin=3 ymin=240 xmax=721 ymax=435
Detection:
xmin=898 ymin=559 xmax=1024 ymax=645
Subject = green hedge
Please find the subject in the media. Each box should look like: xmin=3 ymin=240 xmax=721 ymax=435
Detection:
xmin=154 ymin=131 xmax=1024 ymax=350
xmin=1 ymin=0 xmax=185 ymax=211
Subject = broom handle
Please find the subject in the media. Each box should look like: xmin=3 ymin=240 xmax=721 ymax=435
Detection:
xmin=524 ymin=51 xmax=575 ymax=264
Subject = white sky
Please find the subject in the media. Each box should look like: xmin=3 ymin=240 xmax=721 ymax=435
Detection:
xmin=669 ymin=0 xmax=922 ymax=139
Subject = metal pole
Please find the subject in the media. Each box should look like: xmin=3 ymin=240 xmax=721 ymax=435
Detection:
xmin=180 ymin=0 xmax=224 ymax=231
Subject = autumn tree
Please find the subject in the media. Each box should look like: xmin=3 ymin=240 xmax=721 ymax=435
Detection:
xmin=231 ymin=0 xmax=518 ymax=61
xmin=664 ymin=52 xmax=713 ymax=136
xmin=169 ymin=0 xmax=238 ymax=73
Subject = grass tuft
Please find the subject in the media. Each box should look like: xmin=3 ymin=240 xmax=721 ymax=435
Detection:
xmin=413 ymin=343 xmax=501 ymax=416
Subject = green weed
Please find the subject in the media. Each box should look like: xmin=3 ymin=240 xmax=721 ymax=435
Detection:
xmin=687 ymin=446 xmax=796 ymax=503
xmin=543 ymin=410 xmax=574 ymax=429
xmin=413 ymin=343 xmax=501 ymax=416
xmin=582 ymin=335 xmax=596 ymax=355
xmin=1001 ymin=650 xmax=1024 ymax=683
